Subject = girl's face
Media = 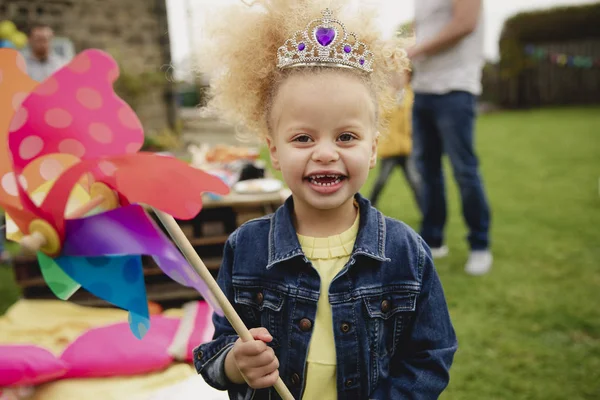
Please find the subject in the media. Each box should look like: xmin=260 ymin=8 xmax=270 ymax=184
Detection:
xmin=267 ymin=70 xmax=378 ymax=213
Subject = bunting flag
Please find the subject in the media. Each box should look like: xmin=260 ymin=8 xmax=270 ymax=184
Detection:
xmin=524 ymin=44 xmax=600 ymax=69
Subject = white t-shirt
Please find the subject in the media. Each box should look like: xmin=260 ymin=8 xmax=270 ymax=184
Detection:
xmin=411 ymin=0 xmax=485 ymax=95
xmin=21 ymin=49 xmax=68 ymax=82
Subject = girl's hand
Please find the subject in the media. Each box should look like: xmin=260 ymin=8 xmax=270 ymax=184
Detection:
xmin=225 ymin=328 xmax=280 ymax=389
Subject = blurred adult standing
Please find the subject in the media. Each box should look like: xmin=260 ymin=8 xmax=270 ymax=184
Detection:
xmin=407 ymin=0 xmax=492 ymax=275
xmin=22 ymin=23 xmax=67 ymax=82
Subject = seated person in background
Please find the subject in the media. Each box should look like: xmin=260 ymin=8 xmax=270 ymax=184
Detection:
xmin=22 ymin=23 xmax=67 ymax=82
xmin=369 ymin=68 xmax=421 ymax=212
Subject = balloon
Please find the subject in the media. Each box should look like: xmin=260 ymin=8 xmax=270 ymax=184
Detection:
xmin=10 ymin=31 xmax=27 ymax=49
xmin=0 ymin=20 xmax=16 ymax=40
xmin=0 ymin=39 xmax=16 ymax=49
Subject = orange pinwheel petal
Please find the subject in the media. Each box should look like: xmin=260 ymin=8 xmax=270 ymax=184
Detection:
xmin=0 ymin=49 xmax=38 ymax=209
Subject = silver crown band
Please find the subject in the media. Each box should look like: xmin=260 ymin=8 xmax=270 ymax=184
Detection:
xmin=277 ymin=8 xmax=374 ymax=73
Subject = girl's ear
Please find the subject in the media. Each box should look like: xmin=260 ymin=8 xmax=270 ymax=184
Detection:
xmin=265 ymin=135 xmax=281 ymax=171
xmin=369 ymin=131 xmax=379 ymax=169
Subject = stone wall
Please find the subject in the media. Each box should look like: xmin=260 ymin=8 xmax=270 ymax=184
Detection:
xmin=0 ymin=0 xmax=176 ymax=132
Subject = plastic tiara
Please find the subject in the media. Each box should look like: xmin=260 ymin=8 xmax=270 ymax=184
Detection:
xmin=277 ymin=8 xmax=374 ymax=73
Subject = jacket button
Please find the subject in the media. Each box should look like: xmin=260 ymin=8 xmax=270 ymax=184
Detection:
xmin=291 ymin=373 xmax=300 ymax=385
xmin=340 ymin=322 xmax=351 ymax=333
xmin=299 ymin=318 xmax=312 ymax=332
xmin=255 ymin=291 xmax=264 ymax=305
xmin=381 ymin=299 xmax=391 ymax=313
xmin=345 ymin=378 xmax=353 ymax=388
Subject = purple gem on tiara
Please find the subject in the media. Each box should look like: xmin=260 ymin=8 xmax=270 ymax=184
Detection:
xmin=315 ymin=27 xmax=336 ymax=46
xmin=344 ymin=45 xmax=352 ymax=53
xmin=298 ymin=43 xmax=305 ymax=51
xmin=359 ymin=58 xmax=365 ymax=65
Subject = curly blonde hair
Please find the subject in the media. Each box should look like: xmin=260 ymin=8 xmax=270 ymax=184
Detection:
xmin=195 ymin=0 xmax=411 ymax=142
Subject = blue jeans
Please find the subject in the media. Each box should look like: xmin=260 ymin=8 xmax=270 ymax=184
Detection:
xmin=369 ymin=155 xmax=421 ymax=211
xmin=412 ymin=91 xmax=491 ymax=250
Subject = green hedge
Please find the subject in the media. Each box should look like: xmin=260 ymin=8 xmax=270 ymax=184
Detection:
xmin=500 ymin=3 xmax=600 ymax=43
xmin=499 ymin=3 xmax=600 ymax=78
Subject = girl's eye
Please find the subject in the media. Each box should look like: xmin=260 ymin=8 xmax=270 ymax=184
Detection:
xmin=338 ymin=132 xmax=355 ymax=142
xmin=293 ymin=135 xmax=312 ymax=143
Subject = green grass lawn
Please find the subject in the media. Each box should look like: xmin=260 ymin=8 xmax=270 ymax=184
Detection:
xmin=366 ymin=106 xmax=600 ymax=400
xmin=1 ymin=106 xmax=599 ymax=398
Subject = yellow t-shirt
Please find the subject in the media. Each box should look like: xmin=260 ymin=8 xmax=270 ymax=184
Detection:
xmin=377 ymin=87 xmax=414 ymax=158
xmin=297 ymin=213 xmax=360 ymax=399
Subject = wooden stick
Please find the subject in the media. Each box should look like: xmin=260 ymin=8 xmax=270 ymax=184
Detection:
xmin=19 ymin=195 xmax=105 ymax=254
xmin=153 ymin=209 xmax=295 ymax=400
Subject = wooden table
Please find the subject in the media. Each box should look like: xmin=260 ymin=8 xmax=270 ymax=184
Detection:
xmin=10 ymin=189 xmax=289 ymax=309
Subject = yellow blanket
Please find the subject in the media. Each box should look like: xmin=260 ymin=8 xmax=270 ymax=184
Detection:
xmin=31 ymin=363 xmax=196 ymax=400
xmin=0 ymin=299 xmax=183 ymax=356
xmin=0 ymin=299 xmax=130 ymax=355
xmin=0 ymin=299 xmax=193 ymax=399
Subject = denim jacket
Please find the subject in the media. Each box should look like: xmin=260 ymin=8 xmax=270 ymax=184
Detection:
xmin=194 ymin=194 xmax=457 ymax=400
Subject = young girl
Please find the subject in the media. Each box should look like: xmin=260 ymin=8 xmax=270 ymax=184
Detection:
xmin=193 ymin=1 xmax=457 ymax=399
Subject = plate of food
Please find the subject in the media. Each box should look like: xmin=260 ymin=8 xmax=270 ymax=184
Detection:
xmin=232 ymin=178 xmax=283 ymax=194
xmin=205 ymin=145 xmax=260 ymax=164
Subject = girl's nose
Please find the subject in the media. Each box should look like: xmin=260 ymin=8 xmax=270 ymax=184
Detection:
xmin=311 ymin=142 xmax=340 ymax=164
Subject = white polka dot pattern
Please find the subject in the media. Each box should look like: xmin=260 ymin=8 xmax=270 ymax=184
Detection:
xmin=7 ymin=49 xmax=145 ymax=176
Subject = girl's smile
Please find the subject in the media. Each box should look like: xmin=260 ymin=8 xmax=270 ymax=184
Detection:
xmin=304 ymin=170 xmax=348 ymax=194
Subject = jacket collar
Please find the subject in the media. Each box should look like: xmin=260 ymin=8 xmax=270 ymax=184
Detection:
xmin=266 ymin=193 xmax=389 ymax=269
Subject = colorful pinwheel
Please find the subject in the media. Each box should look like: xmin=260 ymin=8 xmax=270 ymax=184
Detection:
xmin=0 ymin=48 xmax=229 ymax=338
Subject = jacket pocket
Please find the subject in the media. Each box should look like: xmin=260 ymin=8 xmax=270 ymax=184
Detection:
xmin=362 ymin=290 xmax=418 ymax=390
xmin=363 ymin=290 xmax=417 ymax=354
xmin=233 ymin=284 xmax=285 ymax=348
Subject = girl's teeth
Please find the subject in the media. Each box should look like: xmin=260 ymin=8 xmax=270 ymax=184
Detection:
xmin=309 ymin=177 xmax=342 ymax=186
xmin=313 ymin=174 xmax=338 ymax=178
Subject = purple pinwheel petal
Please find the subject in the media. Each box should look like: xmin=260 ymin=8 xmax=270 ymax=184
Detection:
xmin=62 ymin=204 xmax=224 ymax=316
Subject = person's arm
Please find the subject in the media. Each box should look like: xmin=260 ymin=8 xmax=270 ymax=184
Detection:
xmin=408 ymin=0 xmax=481 ymax=60
xmin=371 ymin=238 xmax=458 ymax=399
